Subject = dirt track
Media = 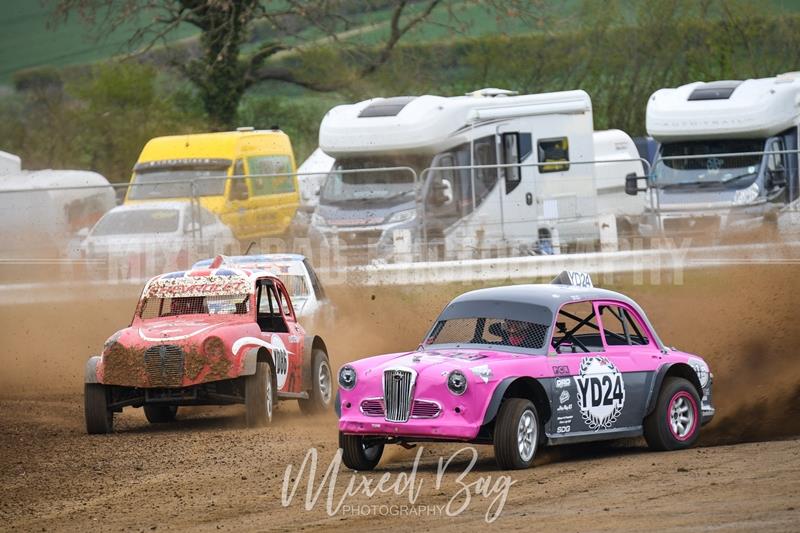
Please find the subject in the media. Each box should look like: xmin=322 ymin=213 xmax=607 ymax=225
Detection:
xmin=2 ymin=264 xmax=800 ymax=530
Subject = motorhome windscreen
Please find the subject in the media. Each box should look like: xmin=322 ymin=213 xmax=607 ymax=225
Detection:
xmin=129 ymin=168 xmax=229 ymax=199
xmin=319 ymin=157 xmax=425 ymax=204
xmin=424 ymin=317 xmax=549 ymax=353
xmin=656 ymin=139 xmax=764 ymax=189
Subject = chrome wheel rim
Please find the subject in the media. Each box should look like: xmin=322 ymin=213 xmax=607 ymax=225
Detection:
xmin=669 ymin=395 xmax=695 ymax=439
xmin=517 ymin=409 xmax=537 ymax=462
xmin=319 ymin=360 xmax=332 ymax=405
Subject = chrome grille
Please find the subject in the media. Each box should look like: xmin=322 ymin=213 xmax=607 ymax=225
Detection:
xmin=144 ymin=345 xmax=184 ymax=387
xmin=383 ymin=368 xmax=414 ymax=422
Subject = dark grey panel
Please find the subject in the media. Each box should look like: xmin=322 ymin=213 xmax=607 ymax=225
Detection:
xmin=688 ymin=80 xmax=743 ymax=101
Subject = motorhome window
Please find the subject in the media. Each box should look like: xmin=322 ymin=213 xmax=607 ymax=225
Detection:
xmin=249 ymin=155 xmax=295 ymax=195
xmin=320 ymin=157 xmax=423 ymax=204
xmin=473 ymin=136 xmax=498 ymax=207
xmin=538 ymin=138 xmax=570 ymax=173
xmin=502 ymin=133 xmax=521 ymax=193
xmin=92 ymin=209 xmax=180 ymax=236
xmin=129 ymin=169 xmax=228 ymax=199
xmin=657 ymin=139 xmax=764 ymax=188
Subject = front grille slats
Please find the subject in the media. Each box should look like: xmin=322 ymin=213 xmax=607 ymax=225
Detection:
xmin=383 ymin=368 xmax=414 ymax=422
xmin=144 ymin=344 xmax=184 ymax=387
xmin=360 ymin=398 xmax=441 ymax=419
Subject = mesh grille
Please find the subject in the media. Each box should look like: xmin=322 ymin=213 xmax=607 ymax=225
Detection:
xmin=428 ymin=318 xmax=548 ymax=350
xmin=360 ymin=398 xmax=441 ymax=419
xmin=140 ymin=294 xmax=250 ymax=319
xmin=144 ymin=345 xmax=184 ymax=386
xmin=383 ymin=369 xmax=414 ymax=422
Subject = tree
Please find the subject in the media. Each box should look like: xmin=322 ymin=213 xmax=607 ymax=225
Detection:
xmin=49 ymin=0 xmax=535 ymax=129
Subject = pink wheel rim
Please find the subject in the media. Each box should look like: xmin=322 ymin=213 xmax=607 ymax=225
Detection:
xmin=667 ymin=390 xmax=698 ymax=441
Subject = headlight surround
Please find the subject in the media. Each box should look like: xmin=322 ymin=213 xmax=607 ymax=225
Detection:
xmin=387 ymin=208 xmax=416 ymax=224
xmin=202 ymin=336 xmax=225 ymax=358
xmin=733 ymin=182 xmax=760 ymax=206
xmin=447 ymin=369 xmax=468 ymax=395
xmin=338 ymin=365 xmax=357 ymax=390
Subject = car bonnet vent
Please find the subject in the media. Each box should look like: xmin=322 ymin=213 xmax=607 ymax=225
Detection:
xmin=358 ymin=96 xmax=416 ymax=118
xmin=688 ymin=80 xmax=743 ymax=101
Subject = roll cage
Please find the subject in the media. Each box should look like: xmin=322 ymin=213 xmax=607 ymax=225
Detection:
xmin=552 ymin=300 xmax=649 ymax=353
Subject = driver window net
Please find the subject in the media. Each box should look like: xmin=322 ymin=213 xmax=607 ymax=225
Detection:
xmin=140 ymin=294 xmax=250 ymax=319
xmin=426 ymin=318 xmax=548 ymax=350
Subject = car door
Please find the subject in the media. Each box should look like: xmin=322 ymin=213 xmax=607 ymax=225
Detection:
xmin=547 ymin=300 xmax=652 ymax=438
xmin=255 ymin=278 xmax=300 ymax=393
xmin=274 ymin=280 xmax=304 ymax=393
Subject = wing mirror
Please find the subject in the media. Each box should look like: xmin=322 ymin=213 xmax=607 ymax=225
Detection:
xmin=431 ymin=177 xmax=454 ymax=206
xmin=625 ymin=173 xmax=648 ymax=196
xmin=229 ymin=178 xmax=249 ymax=201
xmin=768 ymin=166 xmax=787 ymax=188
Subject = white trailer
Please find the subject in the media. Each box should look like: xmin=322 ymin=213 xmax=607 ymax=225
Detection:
xmin=635 ymin=73 xmax=800 ymax=239
xmin=314 ymin=88 xmax=645 ymax=261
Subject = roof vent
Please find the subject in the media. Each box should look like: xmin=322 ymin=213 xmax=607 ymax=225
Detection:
xmin=236 ymin=126 xmax=255 ymax=132
xmin=688 ymin=80 xmax=742 ymax=101
xmin=358 ymin=96 xmax=416 ymax=118
xmin=466 ymin=88 xmax=519 ymax=98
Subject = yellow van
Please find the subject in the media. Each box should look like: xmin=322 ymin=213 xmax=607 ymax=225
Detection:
xmin=125 ymin=128 xmax=299 ymax=240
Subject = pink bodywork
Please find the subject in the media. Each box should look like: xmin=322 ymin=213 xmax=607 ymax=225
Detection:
xmin=338 ymin=297 xmax=710 ymax=442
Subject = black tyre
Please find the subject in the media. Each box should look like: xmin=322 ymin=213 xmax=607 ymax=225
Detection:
xmin=298 ymin=349 xmax=333 ymax=415
xmin=144 ymin=404 xmax=178 ymax=423
xmin=339 ymin=432 xmax=384 ymax=471
xmin=644 ymin=377 xmax=701 ymax=451
xmin=84 ymin=383 xmax=113 ymax=434
xmin=245 ymin=361 xmax=274 ymax=427
xmin=493 ymin=398 xmax=539 ymax=470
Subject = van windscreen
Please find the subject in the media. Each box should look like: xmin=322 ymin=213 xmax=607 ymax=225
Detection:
xmin=129 ymin=167 xmax=229 ymax=199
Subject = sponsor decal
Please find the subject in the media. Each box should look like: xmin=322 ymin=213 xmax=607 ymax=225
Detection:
xmin=552 ymin=365 xmax=570 ymax=376
xmin=271 ymin=334 xmax=290 ymax=390
xmin=688 ymin=358 xmax=710 ymax=388
xmin=557 ymin=415 xmax=573 ymax=423
xmin=556 ymin=425 xmax=571 ymax=434
xmin=559 ymin=390 xmax=570 ymax=404
xmin=555 ymin=377 xmax=571 ymax=389
xmin=575 ymin=356 xmax=626 ymax=431
xmin=557 ymin=403 xmax=573 ymax=412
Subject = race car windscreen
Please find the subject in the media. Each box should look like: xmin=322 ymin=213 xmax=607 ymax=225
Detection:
xmin=139 ymin=294 xmax=250 ymax=319
xmin=424 ymin=317 xmax=549 ymax=352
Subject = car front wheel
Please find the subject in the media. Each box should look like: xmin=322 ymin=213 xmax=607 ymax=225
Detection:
xmin=493 ymin=398 xmax=539 ymax=470
xmin=339 ymin=432 xmax=384 ymax=471
xmin=245 ymin=361 xmax=274 ymax=427
xmin=298 ymin=349 xmax=332 ymax=415
xmin=644 ymin=377 xmax=701 ymax=451
xmin=85 ymin=383 xmax=113 ymax=434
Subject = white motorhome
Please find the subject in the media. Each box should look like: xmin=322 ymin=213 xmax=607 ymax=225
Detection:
xmin=0 ymin=169 xmax=116 ymax=258
xmin=636 ymin=73 xmax=800 ymax=238
xmin=313 ymin=88 xmax=644 ymax=261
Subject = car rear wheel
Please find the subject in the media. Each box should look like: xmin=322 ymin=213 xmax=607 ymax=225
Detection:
xmin=85 ymin=383 xmax=113 ymax=434
xmin=644 ymin=377 xmax=701 ymax=451
xmin=493 ymin=398 xmax=539 ymax=470
xmin=144 ymin=404 xmax=178 ymax=423
xmin=339 ymin=432 xmax=384 ymax=471
xmin=245 ymin=361 xmax=274 ymax=427
xmin=298 ymin=349 xmax=332 ymax=415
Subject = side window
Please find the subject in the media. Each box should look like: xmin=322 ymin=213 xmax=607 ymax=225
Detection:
xmin=552 ymin=301 xmax=604 ymax=353
xmin=276 ymin=287 xmax=293 ymax=317
xmin=258 ymin=284 xmax=280 ymax=315
xmin=502 ymin=133 xmax=521 ymax=194
xmin=473 ymin=135 xmax=498 ymax=207
xmin=538 ymin=137 xmax=570 ymax=173
xmin=599 ymin=305 xmax=649 ymax=346
xmin=248 ymin=155 xmax=295 ymax=196
xmin=767 ymin=138 xmax=786 ymax=190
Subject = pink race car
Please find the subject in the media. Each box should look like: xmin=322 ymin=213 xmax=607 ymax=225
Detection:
xmin=84 ymin=256 xmax=332 ymax=434
xmin=336 ymin=271 xmax=714 ymax=470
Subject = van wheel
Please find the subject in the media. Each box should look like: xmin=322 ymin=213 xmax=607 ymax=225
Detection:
xmin=144 ymin=405 xmax=178 ymax=423
xmin=245 ymin=361 xmax=274 ymax=427
xmin=644 ymin=377 xmax=701 ymax=451
xmin=493 ymin=398 xmax=539 ymax=469
xmin=339 ymin=432 xmax=384 ymax=471
xmin=85 ymin=383 xmax=113 ymax=434
xmin=298 ymin=350 xmax=332 ymax=415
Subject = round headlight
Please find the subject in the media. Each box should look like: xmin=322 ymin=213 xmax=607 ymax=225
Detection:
xmin=338 ymin=365 xmax=357 ymax=390
xmin=447 ymin=369 xmax=468 ymax=395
